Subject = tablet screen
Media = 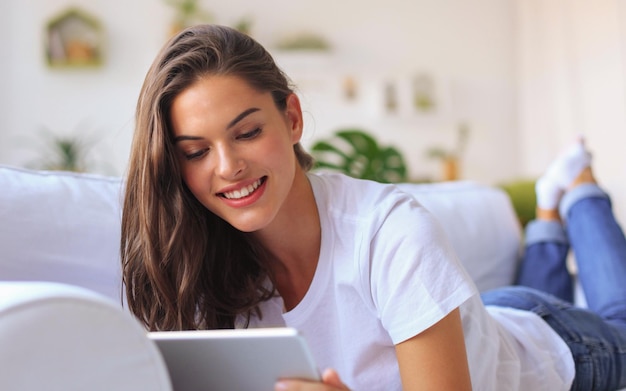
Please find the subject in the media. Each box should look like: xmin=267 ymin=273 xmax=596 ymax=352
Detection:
xmin=149 ymin=327 xmax=320 ymax=391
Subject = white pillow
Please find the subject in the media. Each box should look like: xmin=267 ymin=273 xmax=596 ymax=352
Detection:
xmin=0 ymin=165 xmax=124 ymax=302
xmin=397 ymin=181 xmax=523 ymax=291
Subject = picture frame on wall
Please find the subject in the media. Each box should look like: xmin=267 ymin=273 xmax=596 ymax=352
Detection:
xmin=45 ymin=7 xmax=104 ymax=68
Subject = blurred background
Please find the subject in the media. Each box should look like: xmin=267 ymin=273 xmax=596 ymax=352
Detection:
xmin=1 ymin=0 xmax=625 ymax=222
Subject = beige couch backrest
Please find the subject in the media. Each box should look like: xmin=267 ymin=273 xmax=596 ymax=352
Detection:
xmin=0 ymin=165 xmax=522 ymax=301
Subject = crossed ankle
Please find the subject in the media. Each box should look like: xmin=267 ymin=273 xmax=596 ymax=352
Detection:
xmin=536 ymin=207 xmax=561 ymax=222
xmin=568 ymin=167 xmax=597 ymax=190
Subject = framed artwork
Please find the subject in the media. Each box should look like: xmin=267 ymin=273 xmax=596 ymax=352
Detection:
xmin=45 ymin=7 xmax=104 ymax=68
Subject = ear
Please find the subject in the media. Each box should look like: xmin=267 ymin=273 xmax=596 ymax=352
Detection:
xmin=285 ymin=94 xmax=304 ymax=144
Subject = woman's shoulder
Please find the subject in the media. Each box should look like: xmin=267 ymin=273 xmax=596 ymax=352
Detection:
xmin=308 ymin=172 xmax=412 ymax=208
xmin=308 ymin=172 xmax=438 ymax=236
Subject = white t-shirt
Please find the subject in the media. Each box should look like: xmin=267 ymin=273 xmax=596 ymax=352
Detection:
xmin=239 ymin=173 xmax=574 ymax=390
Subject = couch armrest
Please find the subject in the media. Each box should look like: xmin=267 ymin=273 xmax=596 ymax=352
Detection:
xmin=0 ymin=281 xmax=172 ymax=391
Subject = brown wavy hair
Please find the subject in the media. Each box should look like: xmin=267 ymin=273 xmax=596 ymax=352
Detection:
xmin=121 ymin=24 xmax=314 ymax=331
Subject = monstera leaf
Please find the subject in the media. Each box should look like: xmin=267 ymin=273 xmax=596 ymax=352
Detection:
xmin=310 ymin=129 xmax=408 ymax=183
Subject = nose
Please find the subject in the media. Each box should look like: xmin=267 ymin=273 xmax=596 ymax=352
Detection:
xmin=214 ymin=144 xmax=244 ymax=179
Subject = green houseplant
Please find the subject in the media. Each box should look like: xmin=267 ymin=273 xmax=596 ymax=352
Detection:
xmin=43 ymin=137 xmax=86 ymax=171
xmin=310 ymin=129 xmax=408 ymax=183
xmin=164 ymin=0 xmax=212 ymax=35
xmin=28 ymin=127 xmax=96 ymax=172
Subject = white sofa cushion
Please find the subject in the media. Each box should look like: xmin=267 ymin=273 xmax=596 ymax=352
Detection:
xmin=0 ymin=281 xmax=172 ymax=391
xmin=0 ymin=165 xmax=124 ymax=302
xmin=397 ymin=181 xmax=522 ymax=291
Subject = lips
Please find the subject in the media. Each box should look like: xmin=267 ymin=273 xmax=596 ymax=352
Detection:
xmin=220 ymin=177 xmax=266 ymax=200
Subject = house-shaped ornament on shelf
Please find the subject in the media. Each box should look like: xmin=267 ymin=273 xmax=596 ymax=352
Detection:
xmin=45 ymin=7 xmax=104 ymax=68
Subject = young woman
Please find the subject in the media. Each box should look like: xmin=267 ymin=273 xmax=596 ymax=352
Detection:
xmin=122 ymin=24 xmax=626 ymax=390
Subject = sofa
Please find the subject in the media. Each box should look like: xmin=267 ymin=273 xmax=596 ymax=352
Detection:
xmin=0 ymin=164 xmax=523 ymax=390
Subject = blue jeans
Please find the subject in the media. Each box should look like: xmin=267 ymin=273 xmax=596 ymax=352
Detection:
xmin=482 ymin=184 xmax=626 ymax=390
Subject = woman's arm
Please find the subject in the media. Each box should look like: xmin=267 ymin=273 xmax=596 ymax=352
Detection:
xmin=395 ymin=308 xmax=472 ymax=390
xmin=274 ymin=308 xmax=472 ymax=391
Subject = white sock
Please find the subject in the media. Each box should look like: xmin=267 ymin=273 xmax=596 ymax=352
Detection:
xmin=535 ymin=176 xmax=563 ymax=210
xmin=535 ymin=137 xmax=591 ymax=210
xmin=544 ymin=138 xmax=592 ymax=189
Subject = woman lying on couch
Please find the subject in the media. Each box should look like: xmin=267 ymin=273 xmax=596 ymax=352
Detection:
xmin=121 ymin=24 xmax=626 ymax=390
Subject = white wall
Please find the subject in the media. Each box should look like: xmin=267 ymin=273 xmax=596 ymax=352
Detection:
xmin=516 ymin=0 xmax=626 ymax=224
xmin=1 ymin=0 xmax=172 ymax=175
xmin=0 ymin=0 xmax=518 ymax=183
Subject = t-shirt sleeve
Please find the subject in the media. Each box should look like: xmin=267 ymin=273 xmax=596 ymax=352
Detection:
xmin=363 ymin=192 xmax=478 ymax=344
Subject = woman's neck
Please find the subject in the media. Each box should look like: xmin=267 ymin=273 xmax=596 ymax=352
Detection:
xmin=253 ymin=168 xmax=321 ymax=310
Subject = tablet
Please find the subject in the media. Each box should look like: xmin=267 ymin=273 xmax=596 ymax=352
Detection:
xmin=148 ymin=327 xmax=320 ymax=391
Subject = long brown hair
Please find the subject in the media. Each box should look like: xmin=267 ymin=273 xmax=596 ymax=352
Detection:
xmin=121 ymin=24 xmax=313 ymax=331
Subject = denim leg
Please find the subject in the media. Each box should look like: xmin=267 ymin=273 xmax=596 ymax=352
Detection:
xmin=561 ymin=185 xmax=626 ymax=326
xmin=482 ymin=286 xmax=626 ymax=390
xmin=516 ymin=220 xmax=573 ymax=302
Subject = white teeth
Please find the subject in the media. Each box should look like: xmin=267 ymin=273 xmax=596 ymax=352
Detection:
xmin=223 ymin=179 xmax=262 ymax=200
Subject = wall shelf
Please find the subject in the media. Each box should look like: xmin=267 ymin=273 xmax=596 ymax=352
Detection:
xmin=45 ymin=7 xmax=104 ymax=68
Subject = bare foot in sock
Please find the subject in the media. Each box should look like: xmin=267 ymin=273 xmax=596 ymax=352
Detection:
xmin=535 ymin=176 xmax=563 ymax=212
xmin=545 ymin=137 xmax=592 ymax=189
xmin=535 ymin=137 xmax=592 ymax=220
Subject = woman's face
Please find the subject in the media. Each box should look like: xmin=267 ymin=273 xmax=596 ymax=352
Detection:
xmin=170 ymin=75 xmax=303 ymax=233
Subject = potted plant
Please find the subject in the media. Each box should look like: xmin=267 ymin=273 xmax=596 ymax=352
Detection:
xmin=310 ymin=129 xmax=408 ymax=183
xmin=28 ymin=126 xmax=97 ymax=172
xmin=164 ymin=0 xmax=212 ymax=36
xmin=425 ymin=122 xmax=470 ymax=181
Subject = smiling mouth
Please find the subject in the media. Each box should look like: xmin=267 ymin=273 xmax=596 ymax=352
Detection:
xmin=220 ymin=177 xmax=266 ymax=200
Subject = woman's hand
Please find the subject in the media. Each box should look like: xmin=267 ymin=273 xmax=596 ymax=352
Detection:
xmin=274 ymin=368 xmax=350 ymax=391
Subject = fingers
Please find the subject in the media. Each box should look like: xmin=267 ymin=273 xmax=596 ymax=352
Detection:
xmin=274 ymin=368 xmax=350 ymax=391
xmin=321 ymin=368 xmax=349 ymax=389
xmin=274 ymin=379 xmax=335 ymax=391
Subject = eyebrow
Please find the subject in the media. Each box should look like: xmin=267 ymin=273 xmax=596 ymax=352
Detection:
xmin=227 ymin=107 xmax=260 ymax=129
xmin=173 ymin=107 xmax=261 ymax=143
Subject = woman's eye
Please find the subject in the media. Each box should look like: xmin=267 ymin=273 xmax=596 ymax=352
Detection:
xmin=238 ymin=128 xmax=261 ymax=140
xmin=184 ymin=149 xmax=208 ymax=160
